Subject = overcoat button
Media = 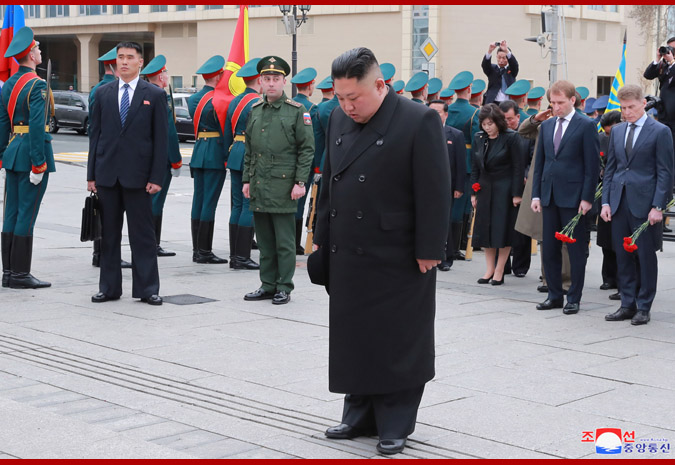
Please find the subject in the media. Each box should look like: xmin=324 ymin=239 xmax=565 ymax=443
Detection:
xmin=330 ymin=209 xmax=337 ymax=217
xmin=376 ymin=139 xmax=383 ymax=146
xmin=331 ymin=245 xmax=337 ymax=253
xmin=356 ymin=211 xmax=363 ymax=219
xmin=358 ymin=175 xmax=366 ymax=182
xmin=334 ymin=175 xmax=341 ymax=182
xmin=336 ymin=138 xmax=342 ymax=145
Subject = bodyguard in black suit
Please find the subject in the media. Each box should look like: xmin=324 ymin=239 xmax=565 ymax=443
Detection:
xmin=601 ymin=85 xmax=674 ymax=325
xmin=313 ymin=48 xmax=450 ymax=456
xmin=531 ymin=80 xmax=599 ymax=315
xmin=643 ymin=38 xmax=675 ymax=146
xmin=481 ymin=40 xmax=518 ymax=105
xmin=87 ymin=42 xmax=168 ymax=306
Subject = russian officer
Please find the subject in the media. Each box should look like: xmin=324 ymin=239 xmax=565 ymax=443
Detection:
xmin=426 ymin=77 xmax=443 ymax=102
xmin=576 ymin=86 xmax=590 ymax=118
xmin=469 ymin=79 xmax=486 ymax=107
xmin=505 ymin=79 xmax=531 ymax=123
xmin=316 ymin=76 xmax=334 ymax=103
xmin=393 ymin=80 xmax=405 ymax=95
xmin=405 ymin=71 xmax=428 ymax=104
xmin=526 ymin=86 xmax=546 ymax=116
xmin=380 ymin=62 xmax=396 ymax=87
xmin=439 ymin=87 xmax=454 ymax=104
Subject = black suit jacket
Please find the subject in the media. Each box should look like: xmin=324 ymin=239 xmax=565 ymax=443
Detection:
xmin=532 ymin=112 xmax=600 ymax=209
xmin=87 ymin=78 xmax=168 ymax=188
xmin=444 ymin=125 xmax=466 ymax=193
xmin=644 ymin=61 xmax=675 ymax=124
xmin=482 ymin=53 xmax=519 ymax=104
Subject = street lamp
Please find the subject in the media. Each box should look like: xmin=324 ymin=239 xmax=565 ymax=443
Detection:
xmin=279 ymin=4 xmax=312 ymax=97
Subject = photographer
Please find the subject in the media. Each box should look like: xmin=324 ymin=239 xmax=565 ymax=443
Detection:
xmin=482 ymin=40 xmax=519 ymax=105
xmin=644 ymin=38 xmax=675 ymax=146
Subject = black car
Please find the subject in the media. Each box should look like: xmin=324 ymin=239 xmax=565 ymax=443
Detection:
xmin=51 ymin=91 xmax=89 ymax=135
xmin=174 ymin=106 xmax=194 ymax=142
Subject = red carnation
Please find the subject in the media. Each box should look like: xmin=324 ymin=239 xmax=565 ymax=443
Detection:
xmin=623 ymin=237 xmax=632 ymax=244
xmin=567 ymin=237 xmax=577 ymax=244
xmin=472 ymin=183 xmax=481 ymax=193
xmin=600 ymin=151 xmax=605 ymax=158
xmin=623 ymin=242 xmax=638 ymax=253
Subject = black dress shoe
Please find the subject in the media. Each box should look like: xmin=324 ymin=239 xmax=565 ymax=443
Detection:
xmin=537 ymin=285 xmax=548 ymax=293
xmin=325 ymin=423 xmax=376 ymax=439
xmin=605 ymin=307 xmax=636 ymax=321
xmin=244 ymin=288 xmax=275 ymax=301
xmin=157 ymin=246 xmax=176 ymax=257
xmin=232 ymin=256 xmax=260 ymax=270
xmin=477 ymin=275 xmax=493 ymax=284
xmin=437 ymin=261 xmax=451 ymax=271
xmin=453 ymin=251 xmax=465 ymax=261
xmin=140 ymin=295 xmax=162 ymax=306
xmin=491 ymin=277 xmax=504 ymax=286
xmin=563 ymin=302 xmax=580 ymax=314
xmin=121 ymin=259 xmax=132 ymax=269
xmin=195 ymin=252 xmax=228 ymax=264
xmin=536 ymin=298 xmax=564 ymax=310
xmin=599 ymin=282 xmax=617 ymax=290
xmin=92 ymin=254 xmax=100 ymax=267
xmin=91 ymin=292 xmax=120 ymax=303
xmin=272 ymin=290 xmax=291 ymax=305
xmin=514 ymin=272 xmax=526 ymax=278
xmin=377 ymin=438 xmax=407 ymax=455
xmin=609 ymin=292 xmax=621 ymax=301
xmin=631 ymin=311 xmax=650 ymax=326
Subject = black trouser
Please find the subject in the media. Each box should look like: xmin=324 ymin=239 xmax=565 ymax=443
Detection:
xmin=601 ymin=247 xmax=617 ymax=287
xmin=511 ymin=230 xmax=531 ymax=274
xmin=97 ymin=182 xmax=159 ymax=298
xmin=341 ymin=384 xmax=425 ymax=439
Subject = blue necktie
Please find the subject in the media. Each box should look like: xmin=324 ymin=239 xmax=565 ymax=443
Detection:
xmin=499 ymin=68 xmax=508 ymax=93
xmin=120 ymin=83 xmax=130 ymax=126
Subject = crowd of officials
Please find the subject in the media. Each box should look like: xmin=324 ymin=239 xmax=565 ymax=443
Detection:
xmin=1 ymin=26 xmax=675 ymax=455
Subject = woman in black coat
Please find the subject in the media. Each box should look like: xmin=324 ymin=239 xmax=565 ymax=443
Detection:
xmin=470 ymin=103 xmax=524 ymax=285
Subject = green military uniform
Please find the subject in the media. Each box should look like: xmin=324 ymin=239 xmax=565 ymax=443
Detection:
xmin=316 ymin=75 xmax=333 ymax=103
xmin=140 ymin=55 xmax=183 ymax=257
xmin=505 ymin=79 xmax=531 ymax=124
xmin=242 ymin=56 xmax=314 ymax=303
xmin=576 ymin=86 xmax=590 ymax=118
xmin=189 ymin=55 xmax=229 ymax=264
xmin=526 ymin=86 xmax=545 ymax=117
xmin=470 ymin=79 xmax=486 ymax=107
xmin=0 ymin=27 xmax=54 ymax=289
xmin=405 ymin=71 xmax=428 ymax=104
xmin=222 ymin=57 xmax=262 ymax=270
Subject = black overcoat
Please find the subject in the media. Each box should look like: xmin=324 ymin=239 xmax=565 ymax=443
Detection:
xmin=313 ymin=86 xmax=451 ymax=395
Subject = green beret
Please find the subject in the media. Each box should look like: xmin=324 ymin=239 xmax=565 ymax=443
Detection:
xmin=290 ymin=67 xmax=317 ymax=85
xmin=236 ymin=58 xmax=261 ymax=79
xmin=98 ymin=47 xmax=118 ymax=63
xmin=404 ymin=71 xmax=429 ymax=93
xmin=257 ymin=55 xmax=290 ymax=76
xmin=140 ymin=54 xmax=166 ymax=77
xmin=393 ymin=80 xmax=405 ymax=93
xmin=448 ymin=71 xmax=473 ymax=91
xmin=576 ymin=86 xmax=590 ymax=100
xmin=527 ymin=86 xmax=545 ymax=101
xmin=505 ymin=79 xmax=531 ymax=97
xmin=471 ymin=79 xmax=486 ymax=95
xmin=4 ymin=26 xmax=37 ymax=59
xmin=196 ymin=55 xmax=225 ymax=77
xmin=316 ymin=76 xmax=333 ymax=90
xmin=380 ymin=63 xmax=396 ymax=82
xmin=427 ymin=78 xmax=443 ymax=95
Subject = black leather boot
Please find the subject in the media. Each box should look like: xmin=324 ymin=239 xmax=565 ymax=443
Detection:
xmin=92 ymin=238 xmax=101 ymax=267
xmin=1 ymin=232 xmax=12 ymax=288
xmin=155 ymin=215 xmax=176 ymax=257
xmin=191 ymin=218 xmax=200 ymax=262
xmin=196 ymin=221 xmax=228 ymax=264
xmin=229 ymin=223 xmax=238 ymax=269
xmin=233 ymin=225 xmax=259 ymax=270
xmin=295 ymin=218 xmax=305 ymax=255
xmin=8 ymin=235 xmax=51 ymax=289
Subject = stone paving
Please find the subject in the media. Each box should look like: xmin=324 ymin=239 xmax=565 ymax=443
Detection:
xmin=0 ymin=160 xmax=674 ymax=459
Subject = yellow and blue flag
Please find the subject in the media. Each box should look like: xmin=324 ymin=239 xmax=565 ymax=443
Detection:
xmin=599 ymin=32 xmax=626 ymax=131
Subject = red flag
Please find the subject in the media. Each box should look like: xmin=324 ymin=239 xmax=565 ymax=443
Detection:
xmin=212 ymin=5 xmax=250 ymax=132
xmin=0 ymin=6 xmax=26 ymax=83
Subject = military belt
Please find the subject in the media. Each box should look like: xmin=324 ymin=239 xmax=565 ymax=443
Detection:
xmin=233 ymin=134 xmax=246 ymax=142
xmin=197 ymin=131 xmax=220 ymax=140
xmin=13 ymin=125 xmax=49 ymax=134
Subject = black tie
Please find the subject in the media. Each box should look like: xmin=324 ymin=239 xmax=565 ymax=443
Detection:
xmin=625 ymin=123 xmax=637 ymax=159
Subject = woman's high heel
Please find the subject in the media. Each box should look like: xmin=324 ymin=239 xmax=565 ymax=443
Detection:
xmin=477 ymin=275 xmax=493 ymax=284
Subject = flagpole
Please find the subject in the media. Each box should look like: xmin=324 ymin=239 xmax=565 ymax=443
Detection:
xmin=291 ymin=5 xmax=297 ymax=97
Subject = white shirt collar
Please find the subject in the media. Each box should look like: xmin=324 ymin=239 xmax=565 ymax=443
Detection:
xmin=119 ymin=75 xmax=140 ymax=91
xmin=559 ymin=108 xmax=575 ymax=123
xmin=631 ymin=112 xmax=648 ymax=128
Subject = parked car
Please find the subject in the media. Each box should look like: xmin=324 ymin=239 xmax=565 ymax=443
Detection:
xmin=172 ymin=93 xmax=192 ymax=109
xmin=51 ymin=90 xmax=89 ymax=135
xmin=174 ymin=106 xmax=194 ymax=142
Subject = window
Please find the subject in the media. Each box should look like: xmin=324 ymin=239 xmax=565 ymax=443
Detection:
xmin=112 ymin=5 xmax=123 ymax=15
xmin=128 ymin=5 xmax=139 ymax=14
xmin=175 ymin=107 xmax=190 ymax=118
xmin=176 ymin=5 xmax=196 ymax=11
xmin=171 ymin=76 xmax=183 ymax=89
xmin=668 ymin=6 xmax=675 ymax=39
xmin=192 ymin=76 xmax=198 ymax=88
xmin=25 ymin=5 xmax=40 ymax=18
xmin=588 ymin=5 xmax=604 ymax=11
xmin=204 ymin=5 xmax=224 ymax=10
xmin=46 ymin=5 xmax=69 ymax=17
xmin=607 ymin=5 xmax=618 ymax=13
xmin=151 ymin=5 xmax=168 ymax=13
xmin=79 ymin=5 xmax=107 ymax=16
xmin=411 ymin=5 xmax=429 ymax=73
xmin=596 ymin=77 xmax=612 ymax=96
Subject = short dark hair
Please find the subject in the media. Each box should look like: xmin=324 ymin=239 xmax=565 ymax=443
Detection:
xmin=428 ymin=99 xmax=448 ymax=112
xmin=600 ymin=110 xmax=622 ymax=129
xmin=479 ymin=103 xmax=508 ymax=133
xmin=668 ymin=37 xmax=675 ymax=45
xmin=331 ymin=47 xmax=380 ymax=81
xmin=498 ymin=99 xmax=519 ymax=116
xmin=116 ymin=41 xmax=142 ymax=56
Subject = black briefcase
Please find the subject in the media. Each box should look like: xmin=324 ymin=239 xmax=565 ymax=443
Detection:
xmin=307 ymin=243 xmax=330 ymax=295
xmin=80 ymin=192 xmax=102 ymax=242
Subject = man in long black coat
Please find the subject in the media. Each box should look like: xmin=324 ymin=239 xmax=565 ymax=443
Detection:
xmin=312 ymin=48 xmax=451 ymax=456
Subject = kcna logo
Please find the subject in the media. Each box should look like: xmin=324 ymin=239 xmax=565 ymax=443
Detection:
xmin=582 ymin=428 xmax=633 ymax=454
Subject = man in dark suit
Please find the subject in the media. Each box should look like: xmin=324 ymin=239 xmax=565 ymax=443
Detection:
xmin=313 ymin=47 xmax=450 ymax=456
xmin=87 ymin=42 xmax=168 ymax=306
xmin=601 ymin=85 xmax=674 ymax=325
xmin=429 ymin=99 xmax=465 ymax=270
xmin=531 ymin=80 xmax=599 ymax=315
xmin=643 ymin=37 xmax=675 ymax=147
xmin=482 ymin=40 xmax=519 ymax=105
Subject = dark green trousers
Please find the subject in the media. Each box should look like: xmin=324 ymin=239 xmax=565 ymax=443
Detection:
xmin=2 ymin=171 xmax=49 ymax=236
xmin=253 ymin=212 xmax=295 ymax=293
xmin=191 ymin=168 xmax=226 ymax=221
xmin=229 ymin=169 xmax=253 ymax=227
xmin=151 ymin=169 xmax=172 ymax=216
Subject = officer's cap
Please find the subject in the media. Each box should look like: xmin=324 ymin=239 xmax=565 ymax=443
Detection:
xmin=593 ymin=95 xmax=609 ymax=110
xmin=98 ymin=47 xmax=118 ymax=65
xmin=392 ymin=80 xmax=405 ymax=94
xmin=404 ymin=71 xmax=429 ymax=93
xmin=290 ymin=67 xmax=317 ymax=86
xmin=140 ymin=54 xmax=166 ymax=77
xmin=527 ymin=86 xmax=545 ymax=101
xmin=505 ymin=79 xmax=531 ymax=98
xmin=576 ymin=86 xmax=590 ymax=100
xmin=471 ymin=79 xmax=486 ymax=95
xmin=196 ymin=55 xmax=225 ymax=79
xmin=4 ymin=26 xmax=38 ymax=59
xmin=584 ymin=97 xmax=597 ymax=114
xmin=427 ymin=77 xmax=443 ymax=95
xmin=316 ymin=76 xmax=333 ymax=90
xmin=440 ymin=88 xmax=456 ymax=99
xmin=380 ymin=63 xmax=396 ymax=83
xmin=257 ymin=55 xmax=290 ymax=76
xmin=448 ymin=71 xmax=473 ymax=91
xmin=236 ymin=58 xmax=261 ymax=80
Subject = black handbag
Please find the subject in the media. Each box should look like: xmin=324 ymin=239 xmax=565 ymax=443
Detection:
xmin=80 ymin=192 xmax=102 ymax=242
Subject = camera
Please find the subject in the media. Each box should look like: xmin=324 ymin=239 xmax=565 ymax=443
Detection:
xmin=494 ymin=41 xmax=502 ymax=47
xmin=659 ymin=45 xmax=673 ymax=56
xmin=645 ymin=95 xmax=663 ymax=113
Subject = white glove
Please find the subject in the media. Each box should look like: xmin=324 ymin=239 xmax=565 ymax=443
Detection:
xmin=171 ymin=167 xmax=181 ymax=177
xmin=0 ymin=168 xmax=5 ymax=180
xmin=313 ymin=173 xmax=322 ymax=183
xmin=29 ymin=171 xmax=43 ymax=185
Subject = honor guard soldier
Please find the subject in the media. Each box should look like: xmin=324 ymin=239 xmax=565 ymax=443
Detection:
xmin=380 ymin=62 xmax=395 ymax=86
xmin=405 ymin=71 xmax=428 ymax=104
xmin=592 ymin=95 xmax=609 ymax=124
xmin=526 ymin=86 xmax=546 ymax=116
xmin=470 ymin=79 xmax=486 ymax=107
xmin=291 ymin=67 xmax=320 ymax=254
xmin=584 ymin=97 xmax=597 ymax=119
xmin=315 ymin=79 xmax=341 ymax=175
xmin=188 ymin=55 xmax=229 ymax=264
xmin=223 ymin=57 xmax=262 ymax=270
xmin=505 ymin=79 xmax=531 ymax=123
xmin=427 ymin=77 xmax=443 ymax=102
xmin=242 ymin=55 xmax=314 ymax=305
xmin=316 ymin=76 xmax=334 ymax=103
xmin=0 ymin=27 xmax=54 ymax=289
xmin=393 ymin=80 xmax=405 ymax=95
xmin=575 ymin=86 xmax=590 ymax=117
xmin=446 ymin=71 xmax=481 ymax=259
xmin=140 ymin=55 xmax=183 ymax=257
xmin=439 ymin=87 xmax=454 ymax=104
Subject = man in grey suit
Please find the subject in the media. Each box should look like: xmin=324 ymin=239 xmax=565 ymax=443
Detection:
xmin=601 ymin=85 xmax=674 ymax=325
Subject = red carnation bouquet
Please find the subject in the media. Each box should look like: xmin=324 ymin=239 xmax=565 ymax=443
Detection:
xmin=556 ymin=183 xmax=603 ymax=244
xmin=623 ymin=198 xmax=675 ymax=253
xmin=472 ymin=183 xmax=481 ymax=193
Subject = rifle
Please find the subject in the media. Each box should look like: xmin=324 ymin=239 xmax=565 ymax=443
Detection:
xmin=169 ymin=84 xmax=176 ymax=124
xmin=304 ymin=182 xmax=319 ymax=254
xmin=43 ymin=59 xmax=53 ymax=128
xmin=464 ymin=207 xmax=476 ymax=261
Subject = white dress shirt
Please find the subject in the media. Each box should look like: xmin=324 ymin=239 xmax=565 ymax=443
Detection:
xmin=552 ymin=108 xmax=576 ymax=143
xmin=118 ymin=75 xmax=140 ymax=110
xmin=624 ymin=112 xmax=648 ymax=148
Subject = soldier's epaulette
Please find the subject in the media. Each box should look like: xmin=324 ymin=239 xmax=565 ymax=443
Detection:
xmin=285 ymin=98 xmax=302 ymax=108
xmin=252 ymin=100 xmax=264 ymax=108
